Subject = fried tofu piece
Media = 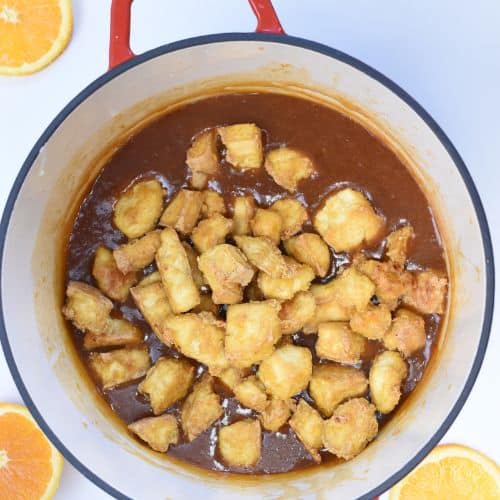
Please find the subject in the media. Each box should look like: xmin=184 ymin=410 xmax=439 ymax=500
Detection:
xmin=225 ymin=302 xmax=282 ymax=369
xmin=182 ymin=242 xmax=206 ymax=289
xmin=232 ymin=195 xmax=256 ymax=235
xmin=186 ymin=130 xmax=219 ymax=189
xmin=191 ymin=214 xmax=233 ymax=253
xmin=250 ymin=208 xmax=282 ymax=245
xmin=316 ymin=323 xmax=366 ymax=364
xmin=201 ymin=190 xmax=226 ymax=218
xmin=218 ymin=419 xmax=262 ymax=467
xmin=369 ymin=351 xmax=408 ymax=414
xmin=234 ymin=376 xmax=268 ymax=412
xmin=289 ymin=399 xmax=323 ymax=463
xmin=89 ymin=346 xmax=150 ymax=390
xmin=349 ymin=304 xmax=392 ymax=340
xmin=217 ymin=367 xmax=246 ymax=392
xmin=264 ymin=147 xmax=314 ymax=192
xmin=83 ymin=318 xmax=143 ymax=350
xmin=322 ymin=398 xmax=378 ymax=460
xmin=403 ymin=270 xmax=448 ymax=315
xmin=138 ymin=271 xmax=161 ymax=286
xmin=138 ymin=357 xmax=195 ymax=415
xmin=113 ymin=179 xmax=164 ymax=239
xmin=385 ymin=225 xmax=414 ymax=268
xmin=284 ymin=233 xmax=330 ymax=278
xmin=303 ymin=301 xmax=350 ymax=334
xmin=198 ymin=244 xmax=254 ymax=304
xmin=313 ymin=188 xmax=385 ymax=252
xmin=309 ymin=364 xmax=368 ymax=417
xmin=181 ymin=374 xmax=223 ymax=441
xmin=113 ymin=230 xmax=161 ymax=274
xmin=128 ymin=414 xmax=179 ymax=453
xmin=92 ymin=247 xmax=137 ymax=302
xmin=257 ymin=344 xmax=312 ymax=399
xmin=218 ymin=123 xmax=263 ymax=170
xmin=279 ymin=291 xmax=316 ymax=335
xmin=259 ymin=398 xmax=295 ymax=432
xmin=384 ymin=308 xmax=426 ymax=357
xmin=62 ymin=281 xmax=113 ymax=332
xmin=163 ymin=313 xmax=228 ymax=375
xmin=270 ymin=198 xmax=308 ymax=239
xmin=156 ymin=228 xmax=200 ymax=313
xmin=159 ymin=189 xmax=203 ymax=235
xmin=193 ymin=293 xmax=218 ymax=315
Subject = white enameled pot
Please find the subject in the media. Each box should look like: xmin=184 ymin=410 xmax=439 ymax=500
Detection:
xmin=0 ymin=1 xmax=494 ymax=499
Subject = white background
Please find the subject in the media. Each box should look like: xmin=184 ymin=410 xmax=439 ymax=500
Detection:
xmin=0 ymin=1 xmax=499 ymax=498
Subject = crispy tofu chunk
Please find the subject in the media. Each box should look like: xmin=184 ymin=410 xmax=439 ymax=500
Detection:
xmin=322 ymin=398 xmax=378 ymax=460
xmin=182 ymin=242 xmax=206 ymax=289
xmin=313 ymin=188 xmax=385 ymax=252
xmin=128 ymin=414 xmax=179 ymax=453
xmin=349 ymin=304 xmax=392 ymax=340
xmin=384 ymin=308 xmax=426 ymax=357
xmin=385 ymin=225 xmax=414 ymax=268
xmin=113 ymin=230 xmax=161 ymax=274
xmin=309 ymin=364 xmax=368 ymax=417
xmin=191 ymin=214 xmax=233 ymax=253
xmin=316 ymin=323 xmax=366 ymax=364
xmin=234 ymin=376 xmax=268 ymax=412
xmin=369 ymin=351 xmax=408 ymax=414
xmin=279 ymin=291 xmax=316 ymax=335
xmin=156 ymin=228 xmax=200 ymax=313
xmin=193 ymin=293 xmax=218 ymax=315
xmin=89 ymin=346 xmax=150 ymax=390
xmin=92 ymin=247 xmax=137 ymax=302
xmin=217 ymin=367 xmax=246 ymax=392
xmin=403 ymin=270 xmax=448 ymax=315
xmin=218 ymin=419 xmax=261 ymax=467
xmin=113 ymin=179 xmax=164 ymax=239
xmin=181 ymin=374 xmax=223 ymax=441
xmin=201 ymin=190 xmax=226 ymax=218
xmin=198 ymin=244 xmax=254 ymax=304
xmin=257 ymin=344 xmax=312 ymax=399
xmin=270 ymin=198 xmax=308 ymax=239
xmin=250 ymin=208 xmax=282 ymax=245
xmin=159 ymin=189 xmax=203 ymax=235
xmin=284 ymin=233 xmax=330 ymax=278
xmin=62 ymin=281 xmax=113 ymax=332
xmin=218 ymin=123 xmax=263 ymax=170
xmin=83 ymin=318 xmax=143 ymax=350
xmin=303 ymin=301 xmax=350 ymax=334
xmin=186 ymin=130 xmax=219 ymax=189
xmin=138 ymin=357 xmax=195 ymax=415
xmin=264 ymin=147 xmax=314 ymax=192
xmin=138 ymin=271 xmax=161 ymax=286
xmin=289 ymin=399 xmax=323 ymax=463
xmin=225 ymin=302 xmax=282 ymax=369
xmin=259 ymin=398 xmax=295 ymax=432
xmin=232 ymin=195 xmax=256 ymax=235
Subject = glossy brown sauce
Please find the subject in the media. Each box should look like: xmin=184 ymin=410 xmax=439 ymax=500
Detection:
xmin=65 ymin=92 xmax=447 ymax=474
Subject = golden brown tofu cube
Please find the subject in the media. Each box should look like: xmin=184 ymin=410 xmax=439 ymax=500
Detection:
xmin=250 ymin=208 xmax=283 ymax=245
xmin=186 ymin=130 xmax=219 ymax=188
xmin=218 ymin=123 xmax=263 ymax=170
xmin=89 ymin=346 xmax=150 ymax=390
xmin=279 ymin=291 xmax=316 ymax=335
xmin=316 ymin=322 xmax=366 ymax=364
xmin=191 ymin=214 xmax=233 ymax=253
xmin=218 ymin=419 xmax=261 ymax=467
xmin=264 ymin=147 xmax=314 ymax=192
xmin=181 ymin=242 xmax=206 ymax=289
xmin=385 ymin=224 xmax=414 ymax=268
xmin=289 ymin=399 xmax=323 ymax=463
xmin=92 ymin=247 xmax=137 ymax=302
xmin=383 ymin=308 xmax=426 ymax=357
xmin=181 ymin=374 xmax=223 ymax=441
xmin=303 ymin=300 xmax=350 ymax=334
xmin=309 ymin=364 xmax=368 ymax=417
xmin=349 ymin=304 xmax=392 ymax=340
xmin=138 ymin=357 xmax=195 ymax=415
xmin=403 ymin=270 xmax=448 ymax=315
xmin=322 ymin=398 xmax=378 ymax=460
xmin=313 ymin=188 xmax=385 ymax=252
xmin=201 ymin=190 xmax=226 ymax=218
xmin=156 ymin=228 xmax=200 ymax=313
xmin=257 ymin=344 xmax=312 ymax=399
xmin=113 ymin=179 xmax=164 ymax=239
xmin=193 ymin=293 xmax=218 ymax=315
xmin=128 ymin=414 xmax=179 ymax=453
xmin=198 ymin=244 xmax=254 ymax=304
xmin=62 ymin=281 xmax=113 ymax=333
xmin=113 ymin=230 xmax=161 ymax=274
xmin=217 ymin=367 xmax=246 ymax=392
xmin=225 ymin=302 xmax=282 ymax=369
xmin=284 ymin=233 xmax=330 ymax=278
xmin=159 ymin=189 xmax=203 ymax=235
xmin=234 ymin=376 xmax=268 ymax=412
xmin=232 ymin=195 xmax=256 ymax=236
xmin=259 ymin=398 xmax=295 ymax=432
xmin=83 ymin=318 xmax=143 ymax=350
xmin=138 ymin=271 xmax=161 ymax=286
xmin=270 ymin=198 xmax=308 ymax=239
xmin=369 ymin=350 xmax=408 ymax=414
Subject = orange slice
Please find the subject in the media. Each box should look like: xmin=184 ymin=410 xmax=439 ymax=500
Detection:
xmin=389 ymin=444 xmax=500 ymax=500
xmin=0 ymin=403 xmax=63 ymax=499
xmin=0 ymin=0 xmax=72 ymax=76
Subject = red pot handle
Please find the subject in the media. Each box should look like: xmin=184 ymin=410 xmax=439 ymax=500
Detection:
xmin=109 ymin=0 xmax=285 ymax=70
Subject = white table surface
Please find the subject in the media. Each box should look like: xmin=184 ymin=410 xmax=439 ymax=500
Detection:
xmin=0 ymin=1 xmax=498 ymax=498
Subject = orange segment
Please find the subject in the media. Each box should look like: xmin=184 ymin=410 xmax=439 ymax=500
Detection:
xmin=390 ymin=444 xmax=500 ymax=500
xmin=0 ymin=403 xmax=63 ymax=500
xmin=0 ymin=0 xmax=72 ymax=75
